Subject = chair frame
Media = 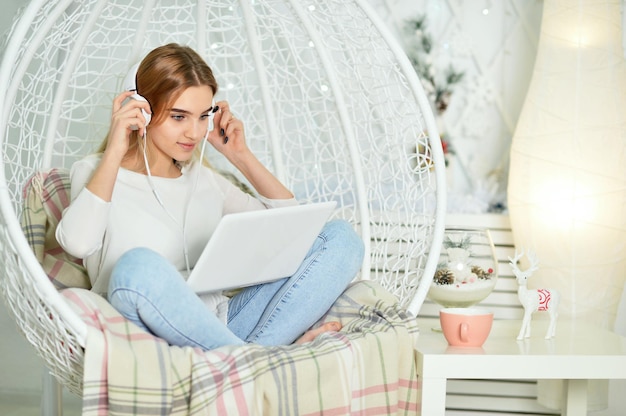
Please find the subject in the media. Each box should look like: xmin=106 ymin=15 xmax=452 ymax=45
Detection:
xmin=0 ymin=0 xmax=446 ymax=412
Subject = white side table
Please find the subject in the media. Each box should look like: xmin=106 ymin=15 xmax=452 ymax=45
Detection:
xmin=415 ymin=319 xmax=626 ymax=416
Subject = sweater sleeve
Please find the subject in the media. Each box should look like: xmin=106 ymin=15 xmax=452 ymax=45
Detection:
xmin=55 ymin=156 xmax=111 ymax=258
xmin=210 ymin=169 xmax=299 ymax=213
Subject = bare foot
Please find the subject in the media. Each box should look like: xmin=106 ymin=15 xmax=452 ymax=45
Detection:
xmin=295 ymin=321 xmax=342 ymax=344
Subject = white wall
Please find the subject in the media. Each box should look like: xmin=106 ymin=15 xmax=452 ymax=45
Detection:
xmin=0 ymin=302 xmax=45 ymax=395
xmin=0 ymin=0 xmax=23 ymax=51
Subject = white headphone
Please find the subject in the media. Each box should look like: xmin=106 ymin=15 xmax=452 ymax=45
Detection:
xmin=123 ymin=63 xmax=152 ymax=128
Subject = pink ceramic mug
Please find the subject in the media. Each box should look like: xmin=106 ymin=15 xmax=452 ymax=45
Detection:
xmin=439 ymin=308 xmax=494 ymax=347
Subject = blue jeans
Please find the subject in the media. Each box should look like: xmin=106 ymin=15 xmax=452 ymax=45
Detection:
xmin=107 ymin=220 xmax=364 ymax=350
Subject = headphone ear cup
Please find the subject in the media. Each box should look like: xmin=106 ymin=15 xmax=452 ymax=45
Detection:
xmin=124 ymin=63 xmax=151 ymax=128
xmin=143 ymin=109 xmax=151 ymax=127
xmin=131 ymin=93 xmax=151 ymax=127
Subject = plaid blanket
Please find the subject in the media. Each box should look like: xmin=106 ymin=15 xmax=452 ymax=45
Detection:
xmin=62 ymin=281 xmax=421 ymax=415
xmin=21 ymin=168 xmax=91 ymax=289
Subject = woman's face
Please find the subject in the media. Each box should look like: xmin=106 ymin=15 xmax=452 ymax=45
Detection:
xmin=146 ymin=85 xmax=214 ymax=165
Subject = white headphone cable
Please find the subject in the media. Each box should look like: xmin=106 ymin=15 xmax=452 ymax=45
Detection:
xmin=142 ymin=132 xmax=193 ymax=275
xmin=142 ymin=127 xmax=211 ymax=277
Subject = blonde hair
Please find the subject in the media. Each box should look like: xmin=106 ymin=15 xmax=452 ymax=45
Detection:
xmin=97 ymin=43 xmax=218 ymax=167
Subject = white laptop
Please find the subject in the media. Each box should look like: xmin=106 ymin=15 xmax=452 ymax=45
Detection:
xmin=186 ymin=201 xmax=337 ymax=293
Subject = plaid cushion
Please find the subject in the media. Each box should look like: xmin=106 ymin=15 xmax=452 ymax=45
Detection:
xmin=21 ymin=168 xmax=91 ymax=289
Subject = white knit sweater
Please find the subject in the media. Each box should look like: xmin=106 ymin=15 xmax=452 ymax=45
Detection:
xmin=56 ymin=154 xmax=296 ymax=321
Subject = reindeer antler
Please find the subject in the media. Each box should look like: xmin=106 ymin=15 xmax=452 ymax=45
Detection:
xmin=508 ymin=249 xmax=524 ymax=266
xmin=509 ymin=248 xmax=539 ymax=280
xmin=526 ymin=249 xmax=540 ymax=272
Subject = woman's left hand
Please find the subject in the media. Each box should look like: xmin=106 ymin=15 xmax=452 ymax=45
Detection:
xmin=206 ymin=100 xmax=247 ymax=155
xmin=205 ymin=100 xmax=293 ymax=199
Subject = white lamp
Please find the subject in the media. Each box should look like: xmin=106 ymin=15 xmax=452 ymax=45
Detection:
xmin=508 ymin=0 xmax=626 ymax=410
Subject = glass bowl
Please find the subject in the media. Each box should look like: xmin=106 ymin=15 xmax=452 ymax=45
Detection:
xmin=428 ymin=227 xmax=498 ymax=308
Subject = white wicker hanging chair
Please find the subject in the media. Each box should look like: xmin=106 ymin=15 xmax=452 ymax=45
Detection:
xmin=0 ymin=0 xmax=445 ymax=406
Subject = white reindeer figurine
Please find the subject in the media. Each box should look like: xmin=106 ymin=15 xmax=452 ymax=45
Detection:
xmin=509 ymin=249 xmax=560 ymax=340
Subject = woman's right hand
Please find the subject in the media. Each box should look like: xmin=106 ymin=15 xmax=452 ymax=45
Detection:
xmin=84 ymin=92 xmax=151 ymax=202
xmin=105 ymin=91 xmax=152 ymax=161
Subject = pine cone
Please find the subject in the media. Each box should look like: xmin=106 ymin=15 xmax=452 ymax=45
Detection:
xmin=434 ymin=268 xmax=455 ymax=285
xmin=471 ymin=265 xmax=492 ymax=280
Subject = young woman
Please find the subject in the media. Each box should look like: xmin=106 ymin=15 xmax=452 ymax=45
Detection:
xmin=56 ymin=43 xmax=364 ymax=350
